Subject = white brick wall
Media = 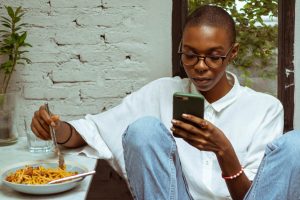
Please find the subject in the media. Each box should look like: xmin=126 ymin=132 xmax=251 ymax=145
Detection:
xmin=0 ymin=0 xmax=172 ymax=136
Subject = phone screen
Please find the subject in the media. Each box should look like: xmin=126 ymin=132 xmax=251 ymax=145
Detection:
xmin=173 ymin=92 xmax=204 ymax=122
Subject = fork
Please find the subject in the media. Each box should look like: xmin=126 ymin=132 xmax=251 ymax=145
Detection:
xmin=48 ymin=170 xmax=96 ymax=184
xmin=45 ymin=103 xmax=65 ymax=169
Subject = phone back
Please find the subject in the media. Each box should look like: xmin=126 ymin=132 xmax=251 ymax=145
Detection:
xmin=173 ymin=92 xmax=204 ymax=121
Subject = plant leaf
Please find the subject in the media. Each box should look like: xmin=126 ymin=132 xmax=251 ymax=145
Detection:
xmin=14 ymin=27 xmax=21 ymax=32
xmin=0 ymin=16 xmax=11 ymax=23
xmin=6 ymin=6 xmax=15 ymax=19
xmin=18 ymin=32 xmax=27 ymax=44
xmin=4 ymin=38 xmax=14 ymax=45
xmin=0 ymin=17 xmax=11 ymax=25
xmin=2 ymin=22 xmax=11 ymax=28
xmin=15 ymin=23 xmax=28 ymax=27
xmin=17 ymin=62 xmax=25 ymax=65
xmin=0 ymin=60 xmax=13 ymax=73
xmin=17 ymin=50 xmax=29 ymax=54
xmin=15 ymin=7 xmax=22 ymax=16
xmin=21 ymin=43 xmax=32 ymax=47
xmin=0 ymin=30 xmax=10 ymax=33
xmin=0 ymin=5 xmax=32 ymax=79
xmin=20 ymin=57 xmax=32 ymax=64
xmin=16 ymin=13 xmax=25 ymax=19
xmin=0 ymin=20 xmax=12 ymax=26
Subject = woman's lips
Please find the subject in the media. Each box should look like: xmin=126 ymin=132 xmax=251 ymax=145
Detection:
xmin=192 ymin=77 xmax=212 ymax=85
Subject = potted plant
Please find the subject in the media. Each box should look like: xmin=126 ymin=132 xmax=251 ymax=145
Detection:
xmin=0 ymin=6 xmax=31 ymax=145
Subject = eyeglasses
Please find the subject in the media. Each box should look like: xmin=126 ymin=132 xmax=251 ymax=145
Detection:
xmin=177 ymin=42 xmax=234 ymax=69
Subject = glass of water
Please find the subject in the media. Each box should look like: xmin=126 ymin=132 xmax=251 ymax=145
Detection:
xmin=26 ymin=129 xmax=53 ymax=153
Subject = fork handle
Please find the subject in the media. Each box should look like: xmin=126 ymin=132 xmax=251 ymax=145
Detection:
xmin=45 ymin=103 xmax=58 ymax=148
xmin=48 ymin=170 xmax=96 ymax=184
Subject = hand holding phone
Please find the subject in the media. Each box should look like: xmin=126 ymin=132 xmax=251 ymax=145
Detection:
xmin=172 ymin=92 xmax=232 ymax=156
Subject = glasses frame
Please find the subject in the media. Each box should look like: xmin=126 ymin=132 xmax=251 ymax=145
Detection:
xmin=177 ymin=42 xmax=235 ymax=68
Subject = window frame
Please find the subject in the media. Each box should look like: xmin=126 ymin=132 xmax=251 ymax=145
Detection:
xmin=278 ymin=0 xmax=295 ymax=132
xmin=172 ymin=0 xmax=295 ymax=132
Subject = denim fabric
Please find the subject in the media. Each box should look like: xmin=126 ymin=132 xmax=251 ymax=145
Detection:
xmin=123 ymin=116 xmax=300 ymax=200
xmin=122 ymin=116 xmax=193 ymax=200
xmin=244 ymin=130 xmax=300 ymax=200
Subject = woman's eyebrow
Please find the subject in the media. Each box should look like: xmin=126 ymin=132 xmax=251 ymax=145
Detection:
xmin=182 ymin=44 xmax=225 ymax=53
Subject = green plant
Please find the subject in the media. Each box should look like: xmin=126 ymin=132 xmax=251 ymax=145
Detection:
xmin=188 ymin=0 xmax=278 ymax=87
xmin=0 ymin=6 xmax=32 ymax=94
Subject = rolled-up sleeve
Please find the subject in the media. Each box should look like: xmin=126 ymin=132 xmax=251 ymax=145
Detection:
xmin=68 ymin=117 xmax=113 ymax=159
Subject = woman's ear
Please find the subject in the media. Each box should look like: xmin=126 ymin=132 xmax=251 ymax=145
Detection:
xmin=229 ymin=43 xmax=239 ymax=62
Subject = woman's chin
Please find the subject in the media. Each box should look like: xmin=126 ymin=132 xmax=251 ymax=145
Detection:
xmin=193 ymin=80 xmax=214 ymax=92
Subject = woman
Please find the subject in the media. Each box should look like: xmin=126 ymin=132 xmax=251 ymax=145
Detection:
xmin=31 ymin=5 xmax=300 ymax=200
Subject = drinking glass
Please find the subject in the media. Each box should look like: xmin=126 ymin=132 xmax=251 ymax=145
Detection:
xmin=26 ymin=129 xmax=53 ymax=153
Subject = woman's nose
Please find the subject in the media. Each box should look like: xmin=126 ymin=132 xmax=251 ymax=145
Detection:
xmin=194 ymin=57 xmax=209 ymax=72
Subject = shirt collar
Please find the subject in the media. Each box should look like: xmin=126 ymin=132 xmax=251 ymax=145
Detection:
xmin=190 ymin=71 xmax=241 ymax=113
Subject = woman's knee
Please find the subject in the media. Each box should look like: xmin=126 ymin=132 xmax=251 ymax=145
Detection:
xmin=275 ymin=130 xmax=300 ymax=159
xmin=281 ymin=130 xmax=300 ymax=146
xmin=122 ymin=116 xmax=170 ymax=151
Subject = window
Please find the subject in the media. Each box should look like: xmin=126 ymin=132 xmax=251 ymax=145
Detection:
xmin=172 ymin=0 xmax=295 ymax=132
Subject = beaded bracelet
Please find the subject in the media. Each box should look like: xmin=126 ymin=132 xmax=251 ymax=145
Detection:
xmin=57 ymin=122 xmax=73 ymax=145
xmin=222 ymin=167 xmax=244 ymax=180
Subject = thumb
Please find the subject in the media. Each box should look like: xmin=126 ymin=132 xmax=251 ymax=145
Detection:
xmin=50 ymin=115 xmax=60 ymax=126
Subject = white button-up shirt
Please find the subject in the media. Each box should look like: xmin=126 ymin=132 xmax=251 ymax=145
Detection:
xmin=69 ymin=72 xmax=283 ymax=200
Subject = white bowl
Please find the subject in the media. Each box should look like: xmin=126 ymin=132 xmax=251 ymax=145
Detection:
xmin=1 ymin=160 xmax=88 ymax=195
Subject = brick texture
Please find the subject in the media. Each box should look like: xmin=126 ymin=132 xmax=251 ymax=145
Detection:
xmin=0 ymin=0 xmax=172 ymax=131
xmin=0 ymin=1 xmax=172 ymax=199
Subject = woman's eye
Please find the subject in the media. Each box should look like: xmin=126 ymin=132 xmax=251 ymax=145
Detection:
xmin=208 ymin=56 xmax=221 ymax=61
xmin=183 ymin=53 xmax=196 ymax=59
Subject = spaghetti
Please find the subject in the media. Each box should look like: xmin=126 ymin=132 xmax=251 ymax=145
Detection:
xmin=5 ymin=165 xmax=78 ymax=185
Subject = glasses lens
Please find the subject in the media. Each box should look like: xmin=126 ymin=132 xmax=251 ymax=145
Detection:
xmin=181 ymin=54 xmax=198 ymax=66
xmin=205 ymin=57 xmax=223 ymax=68
xmin=180 ymin=54 xmax=224 ymax=68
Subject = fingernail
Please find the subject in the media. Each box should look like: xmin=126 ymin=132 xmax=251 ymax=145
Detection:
xmin=182 ymin=114 xmax=189 ymax=118
xmin=51 ymin=122 xmax=56 ymax=127
xmin=200 ymin=120 xmax=208 ymax=129
xmin=171 ymin=119 xmax=177 ymax=124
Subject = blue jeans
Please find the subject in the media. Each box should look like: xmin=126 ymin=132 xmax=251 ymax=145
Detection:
xmin=244 ymin=129 xmax=300 ymax=200
xmin=122 ymin=116 xmax=300 ymax=200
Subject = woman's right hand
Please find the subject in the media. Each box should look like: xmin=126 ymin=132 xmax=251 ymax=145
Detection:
xmin=31 ymin=105 xmax=61 ymax=140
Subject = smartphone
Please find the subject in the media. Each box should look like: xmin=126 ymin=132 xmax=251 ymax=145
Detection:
xmin=173 ymin=92 xmax=204 ymax=122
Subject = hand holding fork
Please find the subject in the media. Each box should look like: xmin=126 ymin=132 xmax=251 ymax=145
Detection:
xmin=44 ymin=103 xmax=65 ymax=169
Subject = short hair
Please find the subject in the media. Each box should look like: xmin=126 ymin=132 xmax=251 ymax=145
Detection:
xmin=184 ymin=5 xmax=236 ymax=44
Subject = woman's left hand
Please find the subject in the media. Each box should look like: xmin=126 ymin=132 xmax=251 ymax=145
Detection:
xmin=171 ymin=113 xmax=232 ymax=156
